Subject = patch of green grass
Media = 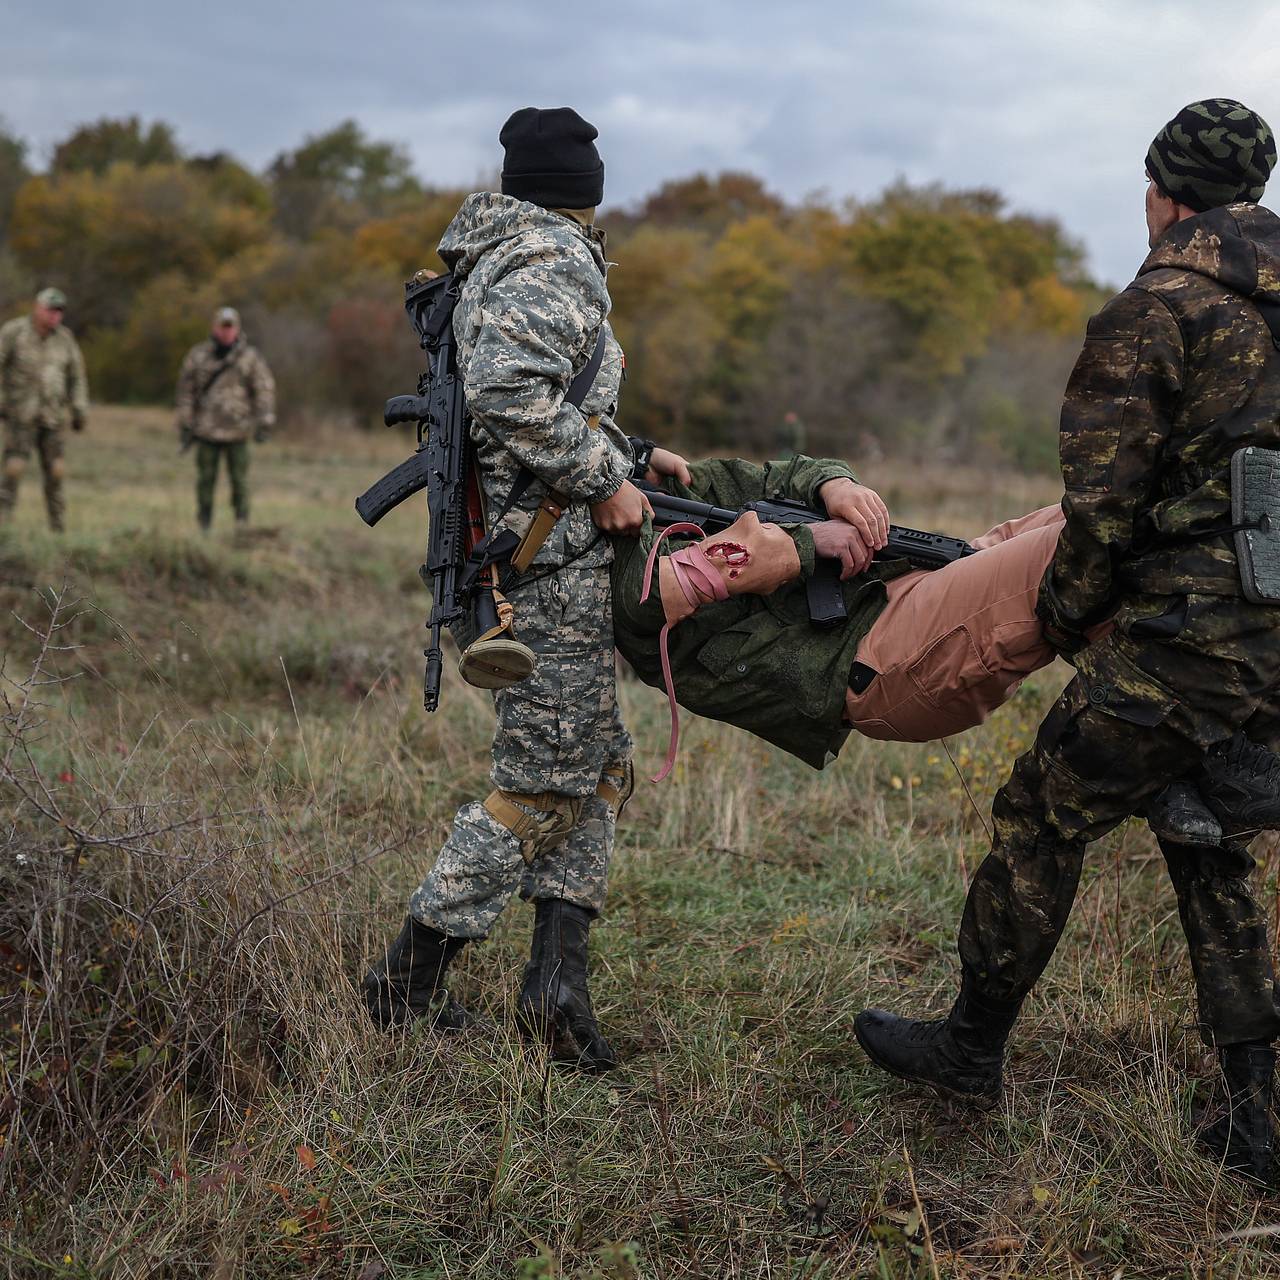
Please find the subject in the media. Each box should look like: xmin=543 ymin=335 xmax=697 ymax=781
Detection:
xmin=2 ymin=408 xmax=1278 ymax=1277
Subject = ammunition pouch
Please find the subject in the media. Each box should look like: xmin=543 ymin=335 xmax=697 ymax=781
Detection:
xmin=1232 ymin=446 xmax=1280 ymax=604
xmin=483 ymin=789 xmax=583 ymax=863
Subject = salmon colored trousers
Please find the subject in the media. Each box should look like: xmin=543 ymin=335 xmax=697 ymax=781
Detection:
xmin=845 ymin=505 xmax=1074 ymax=741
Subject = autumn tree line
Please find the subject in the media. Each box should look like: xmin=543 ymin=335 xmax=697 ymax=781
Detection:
xmin=0 ymin=116 xmax=1106 ymax=469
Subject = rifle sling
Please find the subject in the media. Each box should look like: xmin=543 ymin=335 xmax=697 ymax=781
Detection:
xmin=193 ymin=346 xmax=242 ymax=415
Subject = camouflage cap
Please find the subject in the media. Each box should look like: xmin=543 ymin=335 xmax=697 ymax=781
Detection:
xmin=213 ymin=305 xmax=241 ymax=327
xmin=36 ymin=287 xmax=67 ymax=309
xmin=1147 ymin=98 xmax=1276 ymax=212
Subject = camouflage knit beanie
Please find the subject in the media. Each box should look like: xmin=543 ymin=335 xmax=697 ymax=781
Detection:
xmin=500 ymin=107 xmax=604 ymax=210
xmin=1147 ymin=98 xmax=1276 ymax=212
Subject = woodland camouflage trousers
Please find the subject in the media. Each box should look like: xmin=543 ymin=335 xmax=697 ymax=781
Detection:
xmin=0 ymin=423 xmax=66 ymax=530
xmin=959 ymin=594 xmax=1280 ymax=1046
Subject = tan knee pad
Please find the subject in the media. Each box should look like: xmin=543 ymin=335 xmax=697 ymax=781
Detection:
xmin=47 ymin=457 xmax=66 ymax=481
xmin=483 ymin=789 xmax=583 ymax=863
xmin=3 ymin=455 xmax=26 ymax=480
xmin=595 ymin=759 xmax=635 ymax=820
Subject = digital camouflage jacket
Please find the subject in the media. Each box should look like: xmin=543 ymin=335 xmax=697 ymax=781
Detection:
xmin=610 ymin=455 xmax=912 ymax=769
xmin=1040 ymin=202 xmax=1280 ymax=634
xmin=175 ymin=335 xmax=277 ymax=444
xmin=0 ymin=316 xmax=88 ymax=432
xmin=437 ymin=193 xmax=632 ymax=571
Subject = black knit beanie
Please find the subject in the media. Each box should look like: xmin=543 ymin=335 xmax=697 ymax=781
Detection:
xmin=500 ymin=107 xmax=604 ymax=210
xmin=1146 ymin=98 xmax=1275 ymax=212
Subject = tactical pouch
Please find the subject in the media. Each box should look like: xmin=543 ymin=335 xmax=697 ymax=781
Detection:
xmin=1231 ymin=446 xmax=1280 ymax=604
xmin=458 ymin=591 xmax=536 ymax=690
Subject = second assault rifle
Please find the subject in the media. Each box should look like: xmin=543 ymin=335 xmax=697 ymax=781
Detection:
xmin=635 ymin=480 xmax=976 ymax=628
xmin=355 ymin=270 xmax=532 ymax=711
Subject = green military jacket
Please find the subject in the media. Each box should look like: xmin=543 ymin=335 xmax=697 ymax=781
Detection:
xmin=0 ymin=315 xmax=89 ymax=432
xmin=1040 ymin=202 xmax=1280 ymax=633
xmin=610 ymin=455 xmax=912 ymax=769
xmin=175 ymin=335 xmax=276 ymax=444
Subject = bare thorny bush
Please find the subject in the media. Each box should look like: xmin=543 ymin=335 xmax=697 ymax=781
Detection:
xmin=0 ymin=588 xmax=407 ymax=1243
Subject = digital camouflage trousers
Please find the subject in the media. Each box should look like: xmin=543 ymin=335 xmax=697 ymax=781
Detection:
xmin=0 ymin=422 xmax=66 ymax=530
xmin=196 ymin=440 xmax=250 ymax=526
xmin=410 ymin=564 xmax=633 ymax=939
xmin=959 ymin=593 xmax=1280 ymax=1046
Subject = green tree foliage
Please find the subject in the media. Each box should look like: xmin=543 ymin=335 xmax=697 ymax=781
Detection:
xmin=5 ymin=115 xmax=1102 ymax=466
xmin=0 ymin=118 xmax=30 ymax=239
xmin=10 ymin=163 xmax=273 ymax=329
xmin=268 ymin=120 xmax=422 ymax=239
xmin=51 ymin=116 xmax=181 ymax=175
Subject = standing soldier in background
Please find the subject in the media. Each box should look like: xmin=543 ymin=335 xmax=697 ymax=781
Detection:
xmin=176 ymin=306 xmax=276 ymax=530
xmin=0 ymin=287 xmax=88 ymax=533
xmin=362 ymin=107 xmax=683 ymax=1070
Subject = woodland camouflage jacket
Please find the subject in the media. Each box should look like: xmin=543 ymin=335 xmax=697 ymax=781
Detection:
xmin=0 ymin=316 xmax=88 ymax=432
xmin=611 ymin=454 xmax=913 ymax=769
xmin=437 ymin=193 xmax=632 ymax=571
xmin=175 ymin=336 xmax=277 ymax=444
xmin=1039 ymin=202 xmax=1280 ymax=636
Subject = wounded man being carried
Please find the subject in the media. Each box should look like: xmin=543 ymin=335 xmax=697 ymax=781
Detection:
xmin=607 ymin=449 xmax=1071 ymax=771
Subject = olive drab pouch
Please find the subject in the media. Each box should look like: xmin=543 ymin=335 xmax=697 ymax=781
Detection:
xmin=1231 ymin=446 xmax=1280 ymax=604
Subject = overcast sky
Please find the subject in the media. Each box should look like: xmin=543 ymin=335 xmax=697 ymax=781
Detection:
xmin=4 ymin=0 xmax=1277 ymax=286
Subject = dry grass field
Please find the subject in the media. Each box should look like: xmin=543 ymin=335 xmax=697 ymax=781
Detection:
xmin=4 ymin=407 xmax=1280 ymax=1278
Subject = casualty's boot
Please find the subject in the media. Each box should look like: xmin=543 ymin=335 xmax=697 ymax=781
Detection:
xmin=853 ymin=974 xmax=1022 ymax=1110
xmin=517 ymin=898 xmax=618 ymax=1072
xmin=1197 ymin=1041 xmax=1277 ymax=1185
xmin=362 ymin=915 xmax=470 ymax=1032
xmin=1146 ymin=779 xmax=1224 ymax=847
xmin=1198 ymin=732 xmax=1280 ymax=835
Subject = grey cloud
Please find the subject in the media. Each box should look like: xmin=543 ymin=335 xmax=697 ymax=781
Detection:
xmin=3 ymin=0 xmax=1278 ymax=284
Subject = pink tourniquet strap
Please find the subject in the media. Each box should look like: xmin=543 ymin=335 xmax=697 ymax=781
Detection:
xmin=638 ymin=523 xmax=728 ymax=783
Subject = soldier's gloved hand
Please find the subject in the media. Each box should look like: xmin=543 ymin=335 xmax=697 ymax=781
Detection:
xmin=1042 ymin=620 xmax=1088 ymax=659
xmin=591 ymin=479 xmax=653 ymax=534
xmin=646 ymin=446 xmax=692 ymax=487
xmin=1036 ymin=574 xmax=1092 ymax=659
xmin=70 ymin=412 xmax=86 ymax=433
xmin=254 ymin=425 xmax=270 ymax=444
xmin=817 ymin=477 xmax=889 ymax=552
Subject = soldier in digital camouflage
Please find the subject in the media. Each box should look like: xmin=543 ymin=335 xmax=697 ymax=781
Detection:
xmin=362 ymin=107 xmax=689 ymax=1070
xmin=0 ymin=287 xmax=89 ymax=532
xmin=856 ymin=98 xmax=1280 ymax=1183
xmin=175 ymin=306 xmax=276 ymax=529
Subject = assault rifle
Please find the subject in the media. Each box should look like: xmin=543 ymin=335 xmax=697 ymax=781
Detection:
xmin=355 ymin=271 xmax=514 ymax=712
xmin=635 ymin=480 xmax=976 ymax=628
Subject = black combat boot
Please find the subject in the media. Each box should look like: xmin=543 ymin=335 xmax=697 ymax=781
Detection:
xmin=1147 ymin=779 xmax=1224 ymax=846
xmin=1199 ymin=733 xmax=1280 ymax=834
xmin=517 ymin=898 xmax=618 ymax=1072
xmin=853 ymin=974 xmax=1022 ymax=1109
xmin=1198 ymin=1041 xmax=1276 ymax=1186
xmin=362 ymin=915 xmax=470 ymax=1031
